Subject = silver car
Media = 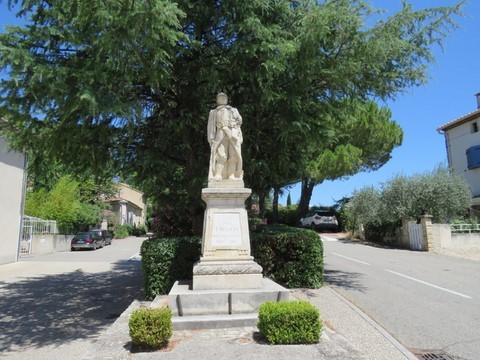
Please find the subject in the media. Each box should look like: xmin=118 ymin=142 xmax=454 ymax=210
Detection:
xmin=71 ymin=232 xmax=105 ymax=251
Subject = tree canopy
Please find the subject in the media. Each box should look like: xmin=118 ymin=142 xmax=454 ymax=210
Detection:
xmin=345 ymin=166 xmax=472 ymax=238
xmin=0 ymin=0 xmax=464 ymax=233
xmin=24 ymin=174 xmax=115 ymax=232
xmin=296 ymin=100 xmax=403 ymax=218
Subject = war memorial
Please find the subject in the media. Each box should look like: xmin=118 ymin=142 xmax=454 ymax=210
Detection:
xmin=167 ymin=93 xmax=290 ymax=329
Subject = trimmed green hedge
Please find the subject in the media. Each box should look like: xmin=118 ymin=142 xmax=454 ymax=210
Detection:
xmin=251 ymin=224 xmax=323 ymax=288
xmin=140 ymin=225 xmax=323 ymax=300
xmin=141 ymin=236 xmax=201 ymax=300
xmin=129 ymin=307 xmax=172 ymax=349
xmin=258 ymin=301 xmax=322 ymax=344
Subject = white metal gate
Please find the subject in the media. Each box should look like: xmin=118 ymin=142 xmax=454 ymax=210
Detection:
xmin=19 ymin=225 xmax=33 ymax=255
xmin=20 ymin=216 xmax=57 ymax=256
xmin=408 ymin=223 xmax=424 ymax=251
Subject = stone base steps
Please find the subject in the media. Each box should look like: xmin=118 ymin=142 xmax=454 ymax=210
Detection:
xmin=151 ymin=278 xmax=291 ymax=331
xmin=172 ymin=312 xmax=259 ymax=330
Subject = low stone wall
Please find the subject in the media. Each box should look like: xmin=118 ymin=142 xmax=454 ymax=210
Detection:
xmin=432 ymin=224 xmax=480 ymax=251
xmin=447 ymin=232 xmax=480 ymax=249
xmin=31 ymin=234 xmax=74 ymax=255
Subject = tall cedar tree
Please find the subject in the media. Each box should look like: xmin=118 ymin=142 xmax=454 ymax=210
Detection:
xmin=0 ymin=0 xmax=464 ymax=232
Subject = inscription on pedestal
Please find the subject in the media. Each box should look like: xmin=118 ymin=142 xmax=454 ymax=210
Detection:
xmin=211 ymin=213 xmax=242 ymax=247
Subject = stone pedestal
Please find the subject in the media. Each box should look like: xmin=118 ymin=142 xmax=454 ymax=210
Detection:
xmin=192 ymin=186 xmax=263 ymax=290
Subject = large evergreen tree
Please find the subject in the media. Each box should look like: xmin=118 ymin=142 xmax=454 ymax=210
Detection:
xmin=296 ymin=100 xmax=403 ymax=219
xmin=0 ymin=0 xmax=464 ymax=233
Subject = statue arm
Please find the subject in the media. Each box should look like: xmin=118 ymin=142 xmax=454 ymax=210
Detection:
xmin=207 ymin=110 xmax=216 ymax=145
xmin=232 ymin=108 xmax=242 ymax=126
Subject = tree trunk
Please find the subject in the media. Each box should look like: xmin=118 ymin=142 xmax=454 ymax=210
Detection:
xmin=259 ymin=192 xmax=266 ymax=218
xmin=184 ymin=128 xmax=205 ymax=236
xmin=272 ymin=187 xmax=279 ymax=223
xmin=297 ymin=178 xmax=316 ymax=221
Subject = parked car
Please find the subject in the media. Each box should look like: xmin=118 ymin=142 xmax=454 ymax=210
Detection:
xmin=300 ymin=210 xmax=339 ymax=231
xmin=71 ymin=232 xmax=105 ymax=251
xmin=90 ymin=229 xmax=113 ymax=245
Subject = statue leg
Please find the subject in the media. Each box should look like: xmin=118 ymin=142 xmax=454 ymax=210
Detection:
xmin=215 ymin=142 xmax=227 ymax=180
xmin=227 ymin=142 xmax=237 ymax=179
xmin=234 ymin=144 xmax=243 ymax=179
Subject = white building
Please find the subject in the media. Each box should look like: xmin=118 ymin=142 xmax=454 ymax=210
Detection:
xmin=0 ymin=136 xmax=27 ymax=265
xmin=438 ymin=93 xmax=480 ymax=209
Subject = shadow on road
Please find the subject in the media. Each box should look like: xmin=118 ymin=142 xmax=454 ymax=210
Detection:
xmin=0 ymin=260 xmax=143 ymax=353
xmin=324 ymin=269 xmax=367 ymax=292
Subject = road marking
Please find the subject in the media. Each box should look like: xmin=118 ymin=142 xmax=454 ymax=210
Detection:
xmin=385 ymin=269 xmax=473 ymax=299
xmin=332 ymin=252 xmax=370 ymax=265
xmin=321 ymin=235 xmax=338 ymax=242
xmin=127 ymin=253 xmax=141 ymax=261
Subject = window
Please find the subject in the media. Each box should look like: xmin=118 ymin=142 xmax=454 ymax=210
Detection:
xmin=472 ymin=122 xmax=478 ymax=133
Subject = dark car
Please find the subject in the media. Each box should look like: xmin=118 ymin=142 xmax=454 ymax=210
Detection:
xmin=71 ymin=232 xmax=105 ymax=251
xmin=90 ymin=229 xmax=113 ymax=246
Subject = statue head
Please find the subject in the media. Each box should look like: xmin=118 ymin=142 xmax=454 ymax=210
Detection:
xmin=216 ymin=92 xmax=228 ymax=106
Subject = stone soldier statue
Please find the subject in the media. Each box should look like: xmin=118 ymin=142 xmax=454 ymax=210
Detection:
xmin=207 ymin=93 xmax=243 ymax=181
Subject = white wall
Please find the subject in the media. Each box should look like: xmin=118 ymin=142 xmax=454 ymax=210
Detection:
xmin=31 ymin=234 xmax=73 ymax=255
xmin=445 ymin=118 xmax=480 ymax=197
xmin=0 ymin=137 xmax=26 ymax=265
xmin=432 ymin=224 xmax=480 ymax=252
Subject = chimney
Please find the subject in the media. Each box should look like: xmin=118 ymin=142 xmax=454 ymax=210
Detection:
xmin=476 ymin=92 xmax=480 ymax=109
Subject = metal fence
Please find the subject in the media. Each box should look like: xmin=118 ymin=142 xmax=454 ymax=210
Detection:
xmin=20 ymin=215 xmax=58 ymax=255
xmin=450 ymin=224 xmax=480 ymax=233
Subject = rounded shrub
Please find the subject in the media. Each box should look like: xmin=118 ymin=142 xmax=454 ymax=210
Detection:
xmin=129 ymin=307 xmax=173 ymax=349
xmin=251 ymin=224 xmax=324 ymax=288
xmin=258 ymin=301 xmax=322 ymax=345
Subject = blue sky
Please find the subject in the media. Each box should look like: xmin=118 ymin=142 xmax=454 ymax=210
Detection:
xmin=1 ymin=1 xmax=478 ymax=206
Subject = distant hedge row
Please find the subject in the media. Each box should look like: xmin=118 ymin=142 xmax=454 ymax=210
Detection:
xmin=141 ymin=225 xmax=323 ymax=300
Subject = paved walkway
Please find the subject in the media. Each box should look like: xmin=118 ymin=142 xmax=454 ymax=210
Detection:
xmin=84 ymin=286 xmax=417 ymax=360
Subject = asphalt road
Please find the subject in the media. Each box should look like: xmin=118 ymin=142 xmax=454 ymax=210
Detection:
xmin=321 ymin=235 xmax=480 ymax=360
xmin=0 ymin=236 xmax=146 ymax=360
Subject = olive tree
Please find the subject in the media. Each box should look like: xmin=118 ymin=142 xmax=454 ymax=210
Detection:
xmin=345 ymin=166 xmax=472 ymax=238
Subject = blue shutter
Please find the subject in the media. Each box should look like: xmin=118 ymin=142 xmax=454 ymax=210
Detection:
xmin=466 ymin=145 xmax=480 ymax=169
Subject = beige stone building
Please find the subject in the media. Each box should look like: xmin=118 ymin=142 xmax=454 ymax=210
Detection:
xmin=0 ymin=136 xmax=27 ymax=265
xmin=106 ymin=183 xmax=147 ymax=227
